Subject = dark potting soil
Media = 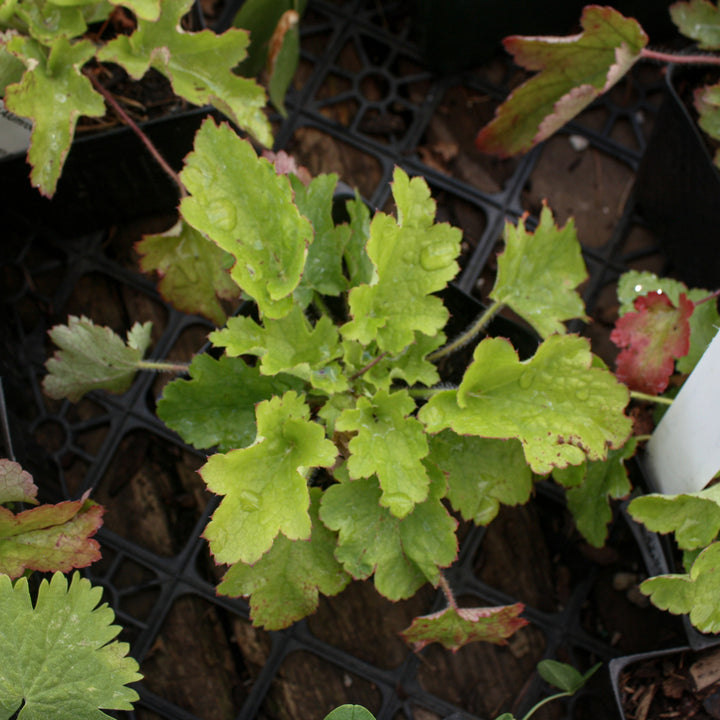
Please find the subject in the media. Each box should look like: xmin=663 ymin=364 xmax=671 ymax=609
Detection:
xmin=619 ymin=647 xmax=720 ymax=720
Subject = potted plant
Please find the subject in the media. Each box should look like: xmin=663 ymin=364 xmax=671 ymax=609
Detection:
xmin=0 ymin=0 xmax=273 ymax=235
xmin=474 ymin=0 xmax=720 ymax=287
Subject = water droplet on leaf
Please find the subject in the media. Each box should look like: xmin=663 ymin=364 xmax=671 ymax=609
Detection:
xmin=576 ymin=387 xmax=590 ymax=401
xmin=239 ymin=489 xmax=260 ymax=511
xmin=207 ymin=199 xmax=237 ymax=231
xmin=518 ymin=369 xmax=536 ymax=389
xmin=419 ymin=240 xmax=457 ymax=271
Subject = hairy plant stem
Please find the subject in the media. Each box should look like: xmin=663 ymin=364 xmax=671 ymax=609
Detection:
xmin=634 ymin=434 xmax=652 ymax=442
xmin=630 ymin=390 xmax=673 ymax=405
xmin=137 ymin=359 xmax=189 ymax=373
xmin=641 ymin=48 xmax=720 ymax=67
xmin=519 ymin=691 xmax=576 ymax=720
xmin=407 ymin=385 xmax=454 ymax=399
xmin=438 ymin=572 xmax=459 ymax=612
xmin=428 ymin=300 xmax=505 ymax=362
xmin=86 ymin=68 xmax=188 ymax=198
xmin=695 ymin=288 xmax=720 ymax=305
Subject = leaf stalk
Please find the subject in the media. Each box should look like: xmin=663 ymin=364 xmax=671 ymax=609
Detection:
xmin=136 ymin=360 xmax=189 ymax=373
xmin=630 ymin=391 xmax=673 ymax=406
xmin=428 ymin=300 xmax=505 ymax=362
xmin=641 ymin=48 xmax=720 ymax=67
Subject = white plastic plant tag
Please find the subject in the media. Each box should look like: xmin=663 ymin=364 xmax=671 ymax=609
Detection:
xmin=0 ymin=99 xmax=32 ymax=157
xmin=645 ymin=328 xmax=720 ymax=494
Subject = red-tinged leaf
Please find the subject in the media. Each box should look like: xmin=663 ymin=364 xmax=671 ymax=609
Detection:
xmin=610 ymin=292 xmax=694 ymax=395
xmin=400 ymin=603 xmax=528 ymax=652
xmin=0 ymin=496 xmax=103 ymax=578
xmin=475 ymin=6 xmax=647 ymax=157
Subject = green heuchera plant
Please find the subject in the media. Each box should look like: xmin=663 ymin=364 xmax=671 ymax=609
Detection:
xmin=0 ymin=0 xmax=273 ymax=196
xmin=42 ymin=115 xmax=639 ymax=644
xmin=0 ymin=458 xmax=141 ymax=718
xmin=324 ymin=660 xmax=600 ymax=720
xmin=475 ymin=1 xmax=720 ymax=167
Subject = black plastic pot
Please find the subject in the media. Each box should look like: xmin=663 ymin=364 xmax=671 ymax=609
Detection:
xmin=0 ymin=105 xmax=223 ymax=237
xmin=415 ymin=0 xmax=677 ymax=74
xmin=634 ymin=63 xmax=720 ymax=289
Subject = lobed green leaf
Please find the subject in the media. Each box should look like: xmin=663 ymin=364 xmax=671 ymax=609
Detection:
xmin=319 ymin=473 xmax=457 ymax=601
xmin=342 ymin=168 xmax=461 ymax=354
xmin=426 ymin=431 xmax=532 ymax=526
xmin=217 ymin=488 xmax=349 ymax=630
xmin=201 ymin=391 xmax=337 ymax=565
xmin=491 ymin=203 xmax=588 ymax=338
xmin=419 ymin=335 xmax=632 ymax=474
xmin=336 ymin=389 xmax=430 ymax=518
xmin=670 ymin=0 xmax=720 ymax=50
xmin=0 ymin=572 xmax=141 ymax=719
xmin=180 ymin=120 xmax=312 ymax=319
xmin=157 ymin=354 xmax=304 ymax=453
xmin=640 ymin=541 xmax=720 ymax=633
xmin=0 ymin=459 xmax=37 ymax=505
xmin=43 ymin=316 xmax=152 ymax=402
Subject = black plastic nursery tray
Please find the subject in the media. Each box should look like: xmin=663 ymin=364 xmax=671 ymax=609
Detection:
xmin=0 ymin=1 xmax=698 ymax=719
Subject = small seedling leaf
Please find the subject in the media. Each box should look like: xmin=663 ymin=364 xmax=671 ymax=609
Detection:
xmin=267 ymin=9 xmax=300 ymax=117
xmin=628 ymin=483 xmax=720 ymax=550
xmin=0 ymin=572 xmax=141 ymax=719
xmin=640 ymin=541 xmax=720 ymax=633
xmin=4 ymin=35 xmax=104 ymax=196
xmin=43 ymin=316 xmax=152 ymax=402
xmin=336 ymin=389 xmax=430 ymax=518
xmin=419 ymin=335 xmax=632 ymax=474
xmin=0 ymin=459 xmax=37 ymax=505
xmin=201 ymin=391 xmax=337 ymax=565
xmin=670 ymin=0 xmax=720 ymax=50
xmin=538 ymin=659 xmax=601 ymax=693
xmin=426 ymin=431 xmax=532 ymax=525
xmin=180 ymin=120 xmax=312 ymax=319
xmin=475 ymin=6 xmax=647 ymax=156
xmin=342 ymin=168 xmax=461 ymax=353
xmin=319 ymin=474 xmax=457 ymax=600
xmin=157 ymin=354 xmax=304 ymax=453
xmin=400 ymin=602 xmax=527 ymax=652
xmin=324 ymin=706 xmax=377 ymax=720
xmin=218 ymin=488 xmax=349 ymax=630
xmin=0 ymin=496 xmax=103 ymax=577
xmin=611 ymin=291 xmax=693 ymax=395
xmin=211 ymin=305 xmax=346 ymax=393
xmin=98 ymin=0 xmax=272 ymax=145
xmin=137 ymin=219 xmax=239 ymax=326
xmin=490 ymin=204 xmax=588 ymax=338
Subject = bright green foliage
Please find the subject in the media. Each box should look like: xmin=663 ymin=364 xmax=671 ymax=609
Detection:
xmin=344 ymin=193 xmax=374 ymax=287
xmin=419 ymin=335 xmax=632 ymax=474
xmin=291 ymin=173 xmax=351 ymax=305
xmin=491 ymin=204 xmax=587 ymax=338
xmin=617 ymin=270 xmax=720 ymax=373
xmin=628 ymin=482 xmax=720 ymax=550
xmin=342 ymin=168 xmax=462 ymax=353
xmin=426 ymin=432 xmax=532 ymax=525
xmin=0 ymin=496 xmax=103 ymax=577
xmin=180 ymin=120 xmax=312 ymax=319
xmin=157 ymin=354 xmax=303 ymax=453
xmin=0 ymin=459 xmax=37 ymax=505
xmin=3 ymin=35 xmax=104 ymax=195
xmin=202 ymin=391 xmax=337 ymax=565
xmin=336 ymin=389 xmax=430 ymax=518
xmin=43 ymin=316 xmax=152 ymax=402
xmin=670 ymin=0 xmax=720 ymax=49
xmin=97 ymin=0 xmax=272 ymax=146
xmin=475 ymin=6 xmax=647 ymax=156
xmin=211 ymin=306 xmax=346 ymax=393
xmin=113 ymin=0 xmax=160 ymax=21
xmin=640 ymin=542 xmax=720 ymax=634
xmin=137 ymin=220 xmax=239 ymax=326
xmin=319 ymin=473 xmax=458 ymax=600
xmin=400 ymin=602 xmax=528 ymax=652
xmin=0 ymin=572 xmax=141 ymax=719
xmin=3 ymin=2 xmax=91 ymax=43
xmin=553 ymin=439 xmax=636 ymax=547
xmin=217 ymin=488 xmax=349 ymax=630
